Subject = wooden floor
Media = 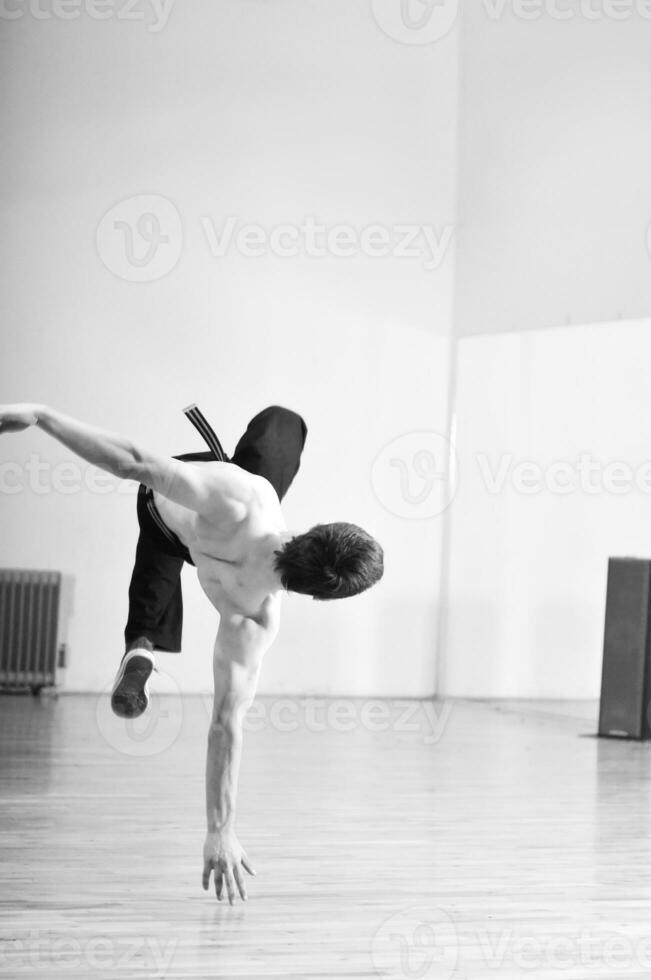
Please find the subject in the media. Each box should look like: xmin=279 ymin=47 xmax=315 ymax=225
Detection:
xmin=2 ymin=694 xmax=651 ymax=979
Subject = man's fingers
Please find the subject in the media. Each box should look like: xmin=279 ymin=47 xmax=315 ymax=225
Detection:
xmin=224 ymin=866 xmax=236 ymax=905
xmin=241 ymin=855 xmax=256 ymax=877
xmin=202 ymin=861 xmax=212 ymax=891
xmin=204 ymin=850 xmax=254 ymax=903
xmin=233 ymin=864 xmax=247 ymax=901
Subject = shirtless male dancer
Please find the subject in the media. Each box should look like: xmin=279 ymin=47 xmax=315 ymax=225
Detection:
xmin=0 ymin=402 xmax=384 ymax=904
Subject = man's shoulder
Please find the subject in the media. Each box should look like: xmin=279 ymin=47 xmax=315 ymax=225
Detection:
xmin=197 ymin=462 xmax=280 ymax=513
xmin=195 ymin=459 xmax=253 ymax=487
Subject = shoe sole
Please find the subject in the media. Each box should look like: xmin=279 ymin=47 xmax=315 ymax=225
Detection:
xmin=111 ymin=650 xmax=154 ymax=719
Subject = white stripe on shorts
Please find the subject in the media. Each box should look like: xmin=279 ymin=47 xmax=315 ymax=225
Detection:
xmin=182 ymin=404 xmax=226 ymax=461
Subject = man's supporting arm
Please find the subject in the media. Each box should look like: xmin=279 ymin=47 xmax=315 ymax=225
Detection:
xmin=203 ymin=607 xmax=278 ymax=903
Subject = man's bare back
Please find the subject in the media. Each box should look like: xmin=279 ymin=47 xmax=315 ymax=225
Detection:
xmin=154 ymin=459 xmax=287 ymax=620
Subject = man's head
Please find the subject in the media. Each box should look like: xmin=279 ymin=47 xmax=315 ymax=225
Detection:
xmin=274 ymin=523 xmax=384 ymax=600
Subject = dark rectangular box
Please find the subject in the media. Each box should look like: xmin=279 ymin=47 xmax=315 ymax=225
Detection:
xmin=599 ymin=558 xmax=651 ymax=740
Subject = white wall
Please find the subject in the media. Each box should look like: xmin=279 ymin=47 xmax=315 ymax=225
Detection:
xmin=455 ymin=1 xmax=651 ymax=335
xmin=439 ymin=1 xmax=651 ymax=697
xmin=0 ymin=1 xmax=459 ymax=695
xmin=442 ymin=319 xmax=651 ymax=698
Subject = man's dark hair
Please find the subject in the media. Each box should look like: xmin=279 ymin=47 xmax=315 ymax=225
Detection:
xmin=274 ymin=523 xmax=384 ymax=600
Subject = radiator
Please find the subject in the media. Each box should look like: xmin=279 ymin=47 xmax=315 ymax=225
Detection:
xmin=0 ymin=569 xmax=64 ymax=693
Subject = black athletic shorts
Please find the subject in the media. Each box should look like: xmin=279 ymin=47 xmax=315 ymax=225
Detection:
xmin=124 ymin=405 xmax=307 ymax=653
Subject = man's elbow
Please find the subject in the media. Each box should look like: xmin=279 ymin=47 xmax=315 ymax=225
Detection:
xmin=131 ymin=441 xmax=164 ymax=481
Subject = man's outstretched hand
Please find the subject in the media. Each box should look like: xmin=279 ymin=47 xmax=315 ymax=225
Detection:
xmin=0 ymin=404 xmax=41 ymax=433
xmin=202 ymin=830 xmax=256 ymax=904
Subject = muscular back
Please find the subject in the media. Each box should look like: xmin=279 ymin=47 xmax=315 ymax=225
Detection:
xmin=153 ymin=460 xmax=287 ymax=619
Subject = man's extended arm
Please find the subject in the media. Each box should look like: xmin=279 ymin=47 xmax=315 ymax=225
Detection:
xmin=202 ymin=605 xmax=279 ymax=903
xmin=0 ymin=403 xmax=249 ymax=516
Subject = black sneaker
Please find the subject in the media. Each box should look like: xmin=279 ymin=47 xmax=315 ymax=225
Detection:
xmin=111 ymin=649 xmax=155 ymax=719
